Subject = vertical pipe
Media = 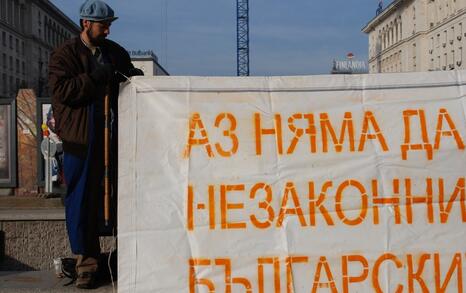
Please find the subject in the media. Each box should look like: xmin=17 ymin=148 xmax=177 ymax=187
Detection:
xmin=104 ymin=94 xmax=110 ymax=226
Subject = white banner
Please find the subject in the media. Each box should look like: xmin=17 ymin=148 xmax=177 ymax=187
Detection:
xmin=118 ymin=71 xmax=466 ymax=293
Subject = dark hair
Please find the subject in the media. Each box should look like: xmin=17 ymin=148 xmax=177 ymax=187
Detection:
xmin=80 ymin=19 xmax=84 ymax=31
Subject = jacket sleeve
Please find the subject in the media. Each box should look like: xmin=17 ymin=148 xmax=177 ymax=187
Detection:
xmin=48 ymin=48 xmax=97 ymax=107
xmin=119 ymin=52 xmax=136 ymax=82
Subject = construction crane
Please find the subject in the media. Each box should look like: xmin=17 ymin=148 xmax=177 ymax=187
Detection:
xmin=236 ymin=0 xmax=249 ymax=76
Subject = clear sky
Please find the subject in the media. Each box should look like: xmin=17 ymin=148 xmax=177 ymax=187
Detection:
xmin=50 ymin=0 xmax=383 ymax=76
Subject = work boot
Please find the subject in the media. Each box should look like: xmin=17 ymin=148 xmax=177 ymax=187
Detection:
xmin=75 ymin=255 xmax=98 ymax=289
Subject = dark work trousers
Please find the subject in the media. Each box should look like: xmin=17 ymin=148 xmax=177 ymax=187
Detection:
xmin=63 ymin=101 xmax=104 ymax=258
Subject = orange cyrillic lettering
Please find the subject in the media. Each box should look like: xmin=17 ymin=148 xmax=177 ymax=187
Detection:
xmin=277 ymin=182 xmax=307 ymax=227
xmin=342 ymin=254 xmax=369 ymax=293
xmin=215 ymin=113 xmax=239 ymax=157
xmin=209 ymin=185 xmax=216 ymax=229
xmin=309 ymin=181 xmax=335 ymax=226
xmin=287 ymin=113 xmax=317 ymax=154
xmin=221 ymin=184 xmax=246 ymax=229
xmin=405 ymin=178 xmax=434 ymax=224
xmin=184 ymin=113 xmax=214 ymax=158
xmin=215 ymin=258 xmax=252 ymax=293
xmin=189 ymin=258 xmax=215 ymax=293
xmin=407 ymin=253 xmax=430 ymax=293
xmin=312 ymin=256 xmax=338 ymax=293
xmin=187 ymin=185 xmax=215 ymax=231
xmin=250 ymin=183 xmax=275 ymax=229
xmin=255 ymin=113 xmax=283 ymax=155
xmin=372 ymin=179 xmax=402 ymax=225
xmin=285 ymin=256 xmax=309 ymax=293
xmin=438 ymin=177 xmax=466 ymax=223
xmin=320 ymin=112 xmax=355 ymax=153
xmin=258 ymin=257 xmax=281 ymax=293
xmin=358 ymin=111 xmax=389 ymax=152
xmin=434 ymin=108 xmax=465 ymax=151
xmin=434 ymin=253 xmax=463 ymax=293
xmin=187 ymin=185 xmax=194 ymax=231
xmin=335 ymin=180 xmax=368 ymax=226
xmin=401 ymin=109 xmax=433 ymax=160
xmin=372 ymin=253 xmax=403 ymax=293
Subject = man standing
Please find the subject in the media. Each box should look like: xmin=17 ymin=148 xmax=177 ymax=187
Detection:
xmin=48 ymin=0 xmax=143 ymax=289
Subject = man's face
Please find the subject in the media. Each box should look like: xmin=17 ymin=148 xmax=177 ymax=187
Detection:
xmin=83 ymin=20 xmax=111 ymax=46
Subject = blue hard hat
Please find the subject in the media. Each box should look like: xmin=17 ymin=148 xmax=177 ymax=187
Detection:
xmin=79 ymin=0 xmax=118 ymax=22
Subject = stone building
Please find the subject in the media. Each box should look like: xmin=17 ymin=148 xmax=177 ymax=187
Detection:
xmin=0 ymin=0 xmax=80 ymax=99
xmin=129 ymin=50 xmax=169 ymax=76
xmin=362 ymin=0 xmax=466 ymax=73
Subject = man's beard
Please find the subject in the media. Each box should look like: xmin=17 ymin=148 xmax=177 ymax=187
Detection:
xmin=86 ymin=28 xmax=105 ymax=46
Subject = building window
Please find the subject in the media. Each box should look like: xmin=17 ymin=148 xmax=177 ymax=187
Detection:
xmin=2 ymin=53 xmax=5 ymax=69
xmin=439 ymin=2 xmax=443 ymax=21
xmin=7 ymin=0 xmax=12 ymax=23
xmin=15 ymin=59 xmax=19 ymax=73
xmin=400 ymin=21 xmax=403 ymax=39
xmin=22 ymin=61 xmax=25 ymax=75
xmin=399 ymin=50 xmax=402 ymax=70
xmin=14 ymin=1 xmax=19 ymax=27
xmin=458 ymin=47 xmax=463 ymax=66
xmin=383 ymin=31 xmax=387 ymax=50
xmin=0 ymin=0 xmax=6 ymax=20
xmin=459 ymin=23 xmax=463 ymax=40
xmin=19 ymin=3 xmax=24 ymax=32
xmin=9 ymin=56 xmax=12 ymax=70
xmin=450 ymin=26 xmax=455 ymax=45
xmin=15 ymin=38 xmax=18 ymax=52
xmin=2 ymin=74 xmax=6 ymax=94
xmin=451 ymin=50 xmax=455 ymax=69
xmin=47 ymin=25 xmax=50 ymax=44
xmin=9 ymin=35 xmax=12 ymax=49
xmin=388 ymin=25 xmax=392 ymax=46
xmin=44 ymin=17 xmax=48 ymax=42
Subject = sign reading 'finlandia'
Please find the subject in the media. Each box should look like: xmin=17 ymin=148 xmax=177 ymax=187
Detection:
xmin=333 ymin=60 xmax=368 ymax=73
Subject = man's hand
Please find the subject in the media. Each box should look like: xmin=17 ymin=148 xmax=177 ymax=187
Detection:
xmin=128 ymin=68 xmax=144 ymax=77
xmin=90 ymin=64 xmax=114 ymax=85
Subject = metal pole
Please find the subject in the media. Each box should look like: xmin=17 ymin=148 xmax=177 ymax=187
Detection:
xmin=104 ymin=94 xmax=110 ymax=226
xmin=45 ymin=139 xmax=50 ymax=193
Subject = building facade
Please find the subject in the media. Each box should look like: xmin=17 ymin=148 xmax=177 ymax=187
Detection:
xmin=362 ymin=0 xmax=466 ymax=73
xmin=0 ymin=0 xmax=80 ymax=99
xmin=129 ymin=50 xmax=169 ymax=76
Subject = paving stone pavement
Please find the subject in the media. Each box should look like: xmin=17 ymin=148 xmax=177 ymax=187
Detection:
xmin=0 ymin=271 xmax=116 ymax=292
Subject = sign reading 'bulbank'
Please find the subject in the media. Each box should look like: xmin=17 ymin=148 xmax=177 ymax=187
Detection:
xmin=118 ymin=72 xmax=466 ymax=293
